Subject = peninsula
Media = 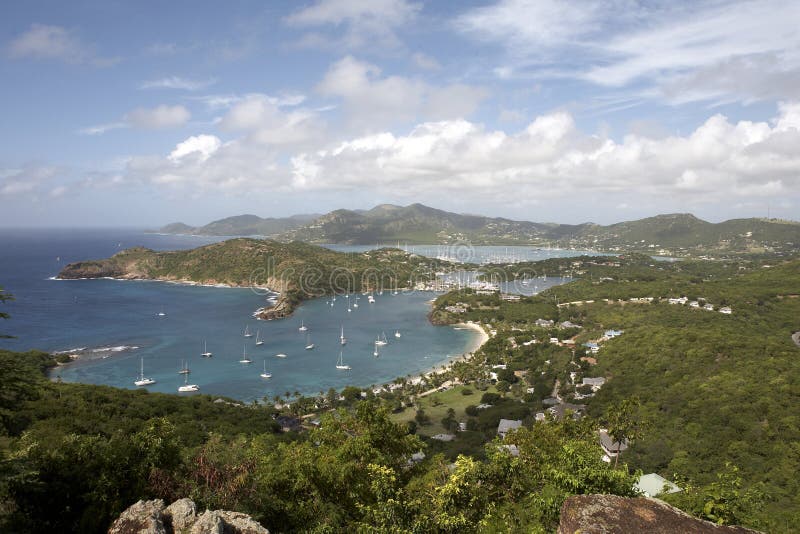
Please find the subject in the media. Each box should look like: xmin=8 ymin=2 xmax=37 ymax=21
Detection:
xmin=57 ymin=238 xmax=452 ymax=319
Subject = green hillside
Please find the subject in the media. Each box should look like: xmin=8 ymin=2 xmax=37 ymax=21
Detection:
xmin=150 ymin=204 xmax=800 ymax=255
xmin=429 ymin=256 xmax=800 ymax=530
xmin=152 ymin=213 xmax=319 ymax=237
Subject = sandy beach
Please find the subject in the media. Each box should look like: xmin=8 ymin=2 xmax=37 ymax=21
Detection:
xmin=401 ymin=321 xmax=490 ymax=386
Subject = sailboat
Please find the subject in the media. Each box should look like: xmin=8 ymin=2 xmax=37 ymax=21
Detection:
xmin=134 ymin=358 xmax=156 ymax=386
xmin=394 ymin=330 xmax=401 ymax=338
xmin=368 ymin=293 xmax=375 ymax=304
xmin=375 ymin=332 xmax=388 ymax=346
xmin=243 ymin=325 xmax=253 ymax=338
xmin=373 ymin=344 xmax=379 ymax=358
xmin=201 ymin=340 xmax=212 ymax=358
xmin=178 ymin=372 xmax=199 ymax=392
xmin=178 ymin=360 xmax=190 ymax=375
xmin=336 ymin=350 xmax=351 ymax=370
xmin=340 ymin=325 xmax=347 ymax=345
xmin=255 ymin=330 xmax=264 ymax=346
xmin=260 ymin=359 xmax=272 ymax=379
xmin=239 ymin=345 xmax=252 ymax=364
xmin=305 ymin=334 xmax=315 ymax=350
xmin=298 ymin=320 xmax=308 ymax=332
xmin=353 ymin=296 xmax=359 ymax=308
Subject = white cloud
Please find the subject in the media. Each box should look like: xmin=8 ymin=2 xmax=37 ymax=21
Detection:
xmin=168 ymin=135 xmax=222 ymax=162
xmin=455 ymin=0 xmax=800 ymax=105
xmin=193 ymin=92 xmax=306 ymax=111
xmin=317 ymin=56 xmax=486 ymax=130
xmin=285 ymin=0 xmax=421 ymax=50
xmin=0 ymin=166 xmax=60 ymax=196
xmin=219 ymin=95 xmax=322 ymax=146
xmin=6 ymin=23 xmax=118 ymax=66
xmin=124 ymin=105 xmax=191 ymax=129
xmin=140 ymin=76 xmax=216 ymax=91
xmin=288 ymin=103 xmax=800 ymax=203
xmin=81 ymin=105 xmax=192 ymax=135
xmin=77 ymin=122 xmax=127 ymax=136
xmin=455 ymin=0 xmax=601 ymax=55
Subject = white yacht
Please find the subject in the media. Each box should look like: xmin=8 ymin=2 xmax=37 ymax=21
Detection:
xmin=260 ymin=360 xmax=272 ymax=379
xmin=134 ymin=358 xmax=156 ymax=386
xmin=336 ymin=351 xmax=351 ymax=370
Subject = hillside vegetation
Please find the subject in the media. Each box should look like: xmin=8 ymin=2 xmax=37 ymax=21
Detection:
xmin=152 ymin=213 xmax=319 ymax=237
xmin=429 ymin=255 xmax=800 ymax=530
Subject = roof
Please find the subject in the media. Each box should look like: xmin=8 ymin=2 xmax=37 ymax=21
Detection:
xmin=634 ymin=473 xmax=682 ymax=497
xmin=599 ymin=430 xmax=628 ymax=453
xmin=582 ymin=377 xmax=606 ymax=386
xmin=497 ymin=419 xmax=523 ymax=434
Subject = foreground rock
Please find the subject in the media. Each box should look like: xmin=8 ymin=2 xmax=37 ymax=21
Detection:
xmin=108 ymin=498 xmax=268 ymax=534
xmin=557 ymin=494 xmax=761 ymax=534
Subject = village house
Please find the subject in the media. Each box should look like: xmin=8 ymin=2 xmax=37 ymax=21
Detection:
xmin=497 ymin=419 xmax=523 ymax=439
xmin=719 ymin=306 xmax=732 ymax=314
xmin=582 ymin=377 xmax=606 ymax=391
xmin=583 ymin=342 xmax=600 ymax=354
xmin=599 ymin=429 xmax=629 ymax=459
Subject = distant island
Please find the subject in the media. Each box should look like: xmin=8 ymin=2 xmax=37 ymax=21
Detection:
xmin=153 ymin=203 xmax=800 ymax=256
xmin=57 ymin=239 xmax=452 ymax=319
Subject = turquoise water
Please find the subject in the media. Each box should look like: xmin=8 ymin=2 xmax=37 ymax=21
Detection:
xmin=50 ymin=284 xmax=471 ymax=402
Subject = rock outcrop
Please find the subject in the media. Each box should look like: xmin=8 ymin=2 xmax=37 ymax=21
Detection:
xmin=557 ymin=494 xmax=761 ymax=534
xmin=108 ymin=498 xmax=268 ymax=534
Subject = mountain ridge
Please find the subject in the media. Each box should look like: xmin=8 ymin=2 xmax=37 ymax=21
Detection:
xmin=153 ymin=204 xmax=800 ymax=255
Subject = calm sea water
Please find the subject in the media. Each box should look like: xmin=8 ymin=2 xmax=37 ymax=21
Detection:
xmin=0 ymin=229 xmax=589 ymax=402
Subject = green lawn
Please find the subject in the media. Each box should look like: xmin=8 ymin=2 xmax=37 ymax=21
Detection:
xmin=391 ymin=384 xmax=499 ymax=436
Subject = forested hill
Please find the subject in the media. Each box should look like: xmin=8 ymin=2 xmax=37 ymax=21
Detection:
xmin=57 ymin=238 xmax=450 ymax=318
xmin=156 ymin=203 xmax=800 ymax=255
xmin=151 ymin=213 xmax=319 ymax=237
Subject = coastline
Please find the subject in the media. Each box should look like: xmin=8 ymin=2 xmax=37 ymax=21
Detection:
xmin=51 ymin=275 xmax=276 ymax=292
xmin=403 ymin=321 xmax=489 ymax=387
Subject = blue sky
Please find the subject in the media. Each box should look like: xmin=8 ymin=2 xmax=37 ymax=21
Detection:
xmin=1 ymin=0 xmax=799 ymax=227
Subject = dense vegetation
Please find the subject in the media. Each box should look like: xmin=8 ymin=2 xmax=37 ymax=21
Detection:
xmin=429 ymin=255 xmax=800 ymax=531
xmin=0 ymin=347 xmax=640 ymax=533
xmin=154 ymin=213 xmax=318 ymax=237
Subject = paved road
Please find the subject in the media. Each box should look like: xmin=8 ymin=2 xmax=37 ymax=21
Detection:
xmin=793 ymin=331 xmax=800 ymax=348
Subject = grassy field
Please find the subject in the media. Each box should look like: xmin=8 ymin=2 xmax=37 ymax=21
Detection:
xmin=391 ymin=384 xmax=499 ymax=436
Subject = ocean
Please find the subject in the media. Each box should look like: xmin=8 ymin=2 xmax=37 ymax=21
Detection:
xmin=0 ymin=229 xmax=588 ymax=402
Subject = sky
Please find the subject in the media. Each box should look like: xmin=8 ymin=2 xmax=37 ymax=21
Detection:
xmin=1 ymin=0 xmax=799 ymax=227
